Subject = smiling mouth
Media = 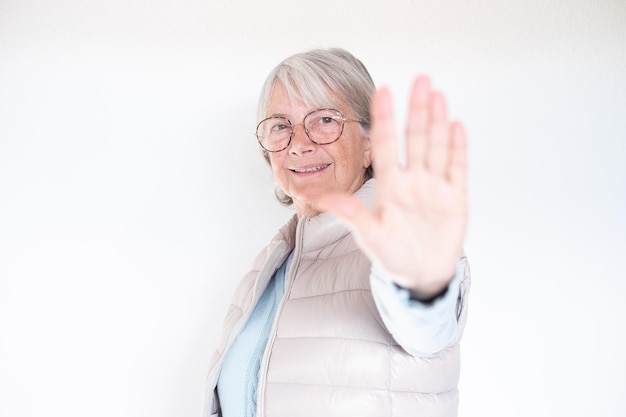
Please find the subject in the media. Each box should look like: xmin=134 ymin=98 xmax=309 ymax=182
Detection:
xmin=291 ymin=164 xmax=331 ymax=173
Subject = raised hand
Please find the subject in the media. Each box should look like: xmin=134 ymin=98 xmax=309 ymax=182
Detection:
xmin=317 ymin=76 xmax=468 ymax=297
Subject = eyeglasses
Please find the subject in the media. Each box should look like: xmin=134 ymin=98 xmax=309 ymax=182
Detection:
xmin=255 ymin=108 xmax=362 ymax=153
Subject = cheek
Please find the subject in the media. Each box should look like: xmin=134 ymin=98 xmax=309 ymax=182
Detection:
xmin=268 ymin=154 xmax=282 ymax=172
xmin=344 ymin=142 xmax=367 ymax=170
xmin=334 ymin=150 xmax=359 ymax=180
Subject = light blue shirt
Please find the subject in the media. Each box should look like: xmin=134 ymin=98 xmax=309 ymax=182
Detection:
xmin=217 ymin=254 xmax=461 ymax=417
xmin=217 ymin=255 xmax=289 ymax=417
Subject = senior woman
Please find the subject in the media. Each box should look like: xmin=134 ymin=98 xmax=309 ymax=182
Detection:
xmin=203 ymin=48 xmax=470 ymax=417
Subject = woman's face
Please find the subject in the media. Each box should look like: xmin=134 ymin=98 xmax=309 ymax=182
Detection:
xmin=266 ymin=82 xmax=372 ymax=218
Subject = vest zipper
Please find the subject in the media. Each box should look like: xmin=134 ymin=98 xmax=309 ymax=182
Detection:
xmin=255 ymin=216 xmax=307 ymax=417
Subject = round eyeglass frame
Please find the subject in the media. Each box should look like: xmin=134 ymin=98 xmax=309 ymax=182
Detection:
xmin=255 ymin=108 xmax=363 ymax=153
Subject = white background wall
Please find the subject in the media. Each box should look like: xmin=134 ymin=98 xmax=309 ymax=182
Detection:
xmin=1 ymin=1 xmax=625 ymax=416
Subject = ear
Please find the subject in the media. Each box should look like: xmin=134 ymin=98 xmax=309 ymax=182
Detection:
xmin=362 ymin=136 xmax=373 ymax=169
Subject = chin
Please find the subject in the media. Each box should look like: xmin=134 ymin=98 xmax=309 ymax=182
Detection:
xmin=290 ymin=187 xmax=329 ymax=205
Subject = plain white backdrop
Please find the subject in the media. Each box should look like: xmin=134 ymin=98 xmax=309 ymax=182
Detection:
xmin=1 ymin=0 xmax=625 ymax=416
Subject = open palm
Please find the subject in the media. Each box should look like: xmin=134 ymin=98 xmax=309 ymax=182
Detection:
xmin=318 ymin=76 xmax=468 ymax=297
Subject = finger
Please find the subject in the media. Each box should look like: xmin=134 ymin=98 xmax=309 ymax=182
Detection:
xmin=448 ymin=121 xmax=468 ymax=188
xmin=405 ymin=75 xmax=431 ymax=168
xmin=370 ymin=86 xmax=398 ymax=181
xmin=426 ymin=92 xmax=450 ymax=176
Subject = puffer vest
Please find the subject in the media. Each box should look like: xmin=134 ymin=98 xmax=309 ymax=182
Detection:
xmin=203 ymin=180 xmax=471 ymax=417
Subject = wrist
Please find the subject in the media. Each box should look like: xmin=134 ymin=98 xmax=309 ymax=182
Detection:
xmin=395 ymin=282 xmax=450 ymax=305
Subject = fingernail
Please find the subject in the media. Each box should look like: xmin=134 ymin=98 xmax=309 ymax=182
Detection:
xmin=414 ymin=76 xmax=430 ymax=104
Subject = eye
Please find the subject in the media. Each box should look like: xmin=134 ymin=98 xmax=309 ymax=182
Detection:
xmin=270 ymin=122 xmax=290 ymax=132
xmin=312 ymin=114 xmax=341 ymax=127
xmin=272 ymin=123 xmax=289 ymax=132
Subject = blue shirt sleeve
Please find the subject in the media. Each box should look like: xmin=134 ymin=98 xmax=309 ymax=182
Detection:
xmin=369 ymin=261 xmax=462 ymax=357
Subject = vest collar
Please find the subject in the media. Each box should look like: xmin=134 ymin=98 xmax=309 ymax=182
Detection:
xmin=276 ymin=179 xmax=376 ymax=255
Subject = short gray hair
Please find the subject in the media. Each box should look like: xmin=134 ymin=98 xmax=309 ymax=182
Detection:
xmin=257 ymin=48 xmax=376 ymax=205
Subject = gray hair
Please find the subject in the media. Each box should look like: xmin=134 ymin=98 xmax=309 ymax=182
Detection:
xmin=257 ymin=48 xmax=376 ymax=205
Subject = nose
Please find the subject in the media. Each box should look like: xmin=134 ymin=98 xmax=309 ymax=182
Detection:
xmin=288 ymin=123 xmax=315 ymax=156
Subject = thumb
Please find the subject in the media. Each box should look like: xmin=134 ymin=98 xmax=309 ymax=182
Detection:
xmin=316 ymin=192 xmax=376 ymax=237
